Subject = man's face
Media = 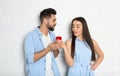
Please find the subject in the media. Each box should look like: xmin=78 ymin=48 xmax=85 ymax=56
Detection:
xmin=46 ymin=14 xmax=56 ymax=31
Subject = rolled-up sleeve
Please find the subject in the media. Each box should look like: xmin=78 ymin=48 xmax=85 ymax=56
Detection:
xmin=24 ymin=34 xmax=35 ymax=64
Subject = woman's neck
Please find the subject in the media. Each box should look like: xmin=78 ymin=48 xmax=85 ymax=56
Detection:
xmin=77 ymin=35 xmax=84 ymax=41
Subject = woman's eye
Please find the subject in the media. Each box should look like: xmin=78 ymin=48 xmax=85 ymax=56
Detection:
xmin=72 ymin=26 xmax=75 ymax=28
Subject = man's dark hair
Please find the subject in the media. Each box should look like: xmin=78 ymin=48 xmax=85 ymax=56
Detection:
xmin=40 ymin=8 xmax=56 ymax=23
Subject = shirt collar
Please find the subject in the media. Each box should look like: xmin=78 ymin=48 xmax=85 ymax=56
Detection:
xmin=36 ymin=26 xmax=42 ymax=36
xmin=35 ymin=26 xmax=53 ymax=36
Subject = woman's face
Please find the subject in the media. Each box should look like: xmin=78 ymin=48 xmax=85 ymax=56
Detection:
xmin=72 ymin=20 xmax=83 ymax=37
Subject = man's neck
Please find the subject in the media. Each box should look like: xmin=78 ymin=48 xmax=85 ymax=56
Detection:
xmin=40 ymin=24 xmax=49 ymax=36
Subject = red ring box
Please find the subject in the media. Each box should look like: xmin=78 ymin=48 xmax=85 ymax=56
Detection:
xmin=56 ymin=36 xmax=62 ymax=40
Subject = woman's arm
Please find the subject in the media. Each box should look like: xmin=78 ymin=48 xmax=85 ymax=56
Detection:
xmin=91 ymin=40 xmax=104 ymax=70
xmin=61 ymin=39 xmax=74 ymax=67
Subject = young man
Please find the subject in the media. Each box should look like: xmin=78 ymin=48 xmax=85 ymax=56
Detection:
xmin=24 ymin=8 xmax=61 ymax=76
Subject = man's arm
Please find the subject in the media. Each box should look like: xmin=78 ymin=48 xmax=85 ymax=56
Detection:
xmin=34 ymin=42 xmax=59 ymax=62
xmin=53 ymin=49 xmax=59 ymax=57
xmin=34 ymin=46 xmax=51 ymax=62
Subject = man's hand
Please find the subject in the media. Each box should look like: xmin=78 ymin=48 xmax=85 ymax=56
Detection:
xmin=34 ymin=42 xmax=61 ymax=61
xmin=48 ymin=42 xmax=61 ymax=51
xmin=47 ymin=42 xmax=61 ymax=57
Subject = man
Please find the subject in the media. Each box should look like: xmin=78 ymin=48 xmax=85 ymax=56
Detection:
xmin=24 ymin=8 xmax=61 ymax=76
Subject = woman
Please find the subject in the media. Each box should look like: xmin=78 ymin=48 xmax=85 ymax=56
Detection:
xmin=60 ymin=17 xmax=104 ymax=76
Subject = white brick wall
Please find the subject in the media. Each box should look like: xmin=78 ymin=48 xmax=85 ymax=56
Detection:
xmin=0 ymin=0 xmax=120 ymax=76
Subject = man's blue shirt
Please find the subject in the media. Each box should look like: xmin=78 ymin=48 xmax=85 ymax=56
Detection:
xmin=24 ymin=27 xmax=60 ymax=76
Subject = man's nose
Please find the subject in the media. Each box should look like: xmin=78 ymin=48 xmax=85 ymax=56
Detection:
xmin=54 ymin=22 xmax=57 ymax=26
xmin=55 ymin=22 xmax=57 ymax=25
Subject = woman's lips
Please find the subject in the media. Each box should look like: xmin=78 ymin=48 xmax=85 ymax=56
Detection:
xmin=73 ymin=32 xmax=78 ymax=34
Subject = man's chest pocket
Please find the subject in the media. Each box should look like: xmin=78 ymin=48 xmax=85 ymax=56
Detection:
xmin=35 ymin=38 xmax=44 ymax=52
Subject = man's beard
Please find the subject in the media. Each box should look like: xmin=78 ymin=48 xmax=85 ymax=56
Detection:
xmin=46 ymin=22 xmax=55 ymax=31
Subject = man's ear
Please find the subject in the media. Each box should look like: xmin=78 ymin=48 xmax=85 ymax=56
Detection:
xmin=43 ymin=18 xmax=48 ymax=24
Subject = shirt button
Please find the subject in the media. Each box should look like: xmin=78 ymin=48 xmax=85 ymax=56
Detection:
xmin=44 ymin=68 xmax=46 ymax=70
xmin=44 ymin=60 xmax=46 ymax=62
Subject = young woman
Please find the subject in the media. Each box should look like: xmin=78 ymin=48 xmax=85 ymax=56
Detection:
xmin=60 ymin=17 xmax=104 ymax=76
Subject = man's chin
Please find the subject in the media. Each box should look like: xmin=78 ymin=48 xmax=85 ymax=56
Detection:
xmin=49 ymin=28 xmax=54 ymax=31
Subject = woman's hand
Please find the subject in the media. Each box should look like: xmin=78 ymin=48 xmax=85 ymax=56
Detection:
xmin=90 ymin=64 xmax=96 ymax=71
xmin=58 ymin=41 xmax=66 ymax=49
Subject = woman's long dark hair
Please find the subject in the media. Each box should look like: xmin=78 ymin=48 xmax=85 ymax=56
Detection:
xmin=71 ymin=17 xmax=96 ymax=61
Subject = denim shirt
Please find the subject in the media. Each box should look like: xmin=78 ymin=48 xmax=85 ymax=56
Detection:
xmin=24 ymin=27 xmax=60 ymax=76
